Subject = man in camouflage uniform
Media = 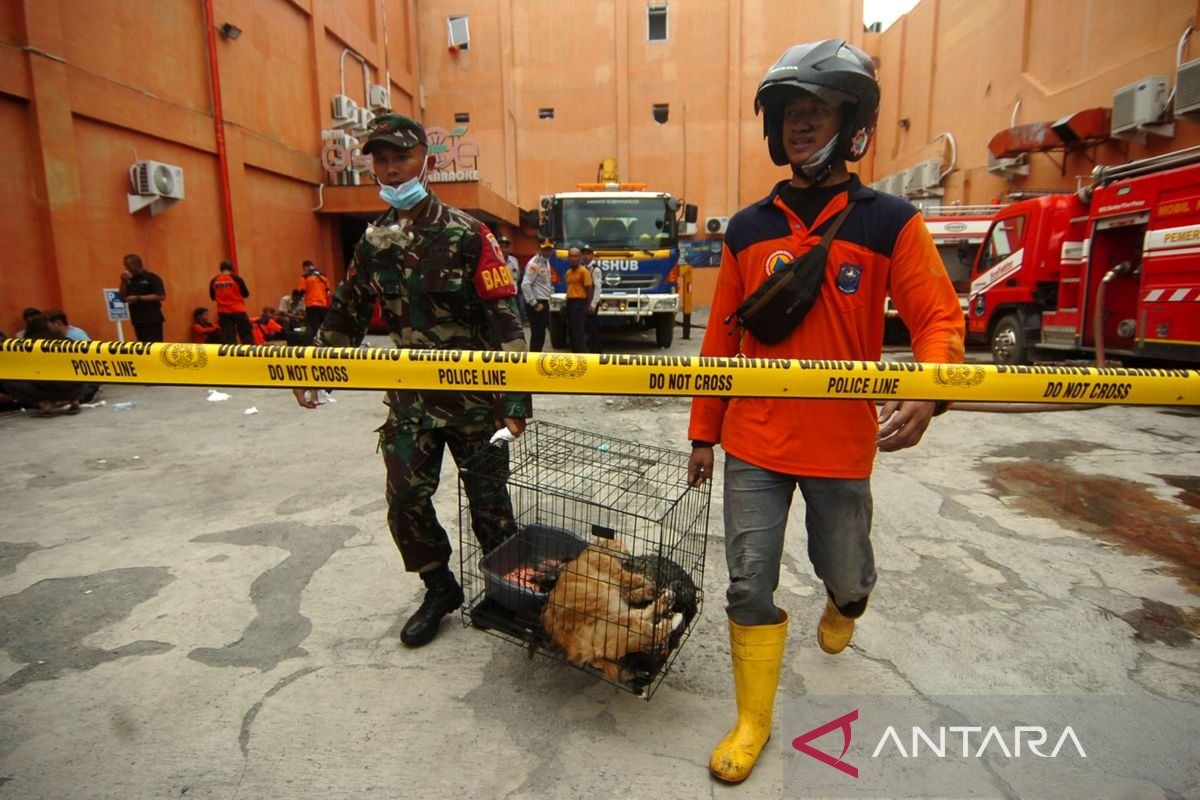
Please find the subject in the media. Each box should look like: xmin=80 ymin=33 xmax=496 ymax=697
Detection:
xmin=294 ymin=114 xmax=529 ymax=647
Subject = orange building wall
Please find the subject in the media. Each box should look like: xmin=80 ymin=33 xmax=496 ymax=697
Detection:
xmin=418 ymin=0 xmax=864 ymax=221
xmin=1 ymin=0 xmax=419 ymax=340
xmin=870 ymin=0 xmax=1200 ymax=203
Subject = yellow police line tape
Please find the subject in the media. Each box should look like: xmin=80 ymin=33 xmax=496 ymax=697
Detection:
xmin=0 ymin=339 xmax=1197 ymax=405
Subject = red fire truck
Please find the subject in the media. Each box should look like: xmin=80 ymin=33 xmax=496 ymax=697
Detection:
xmin=968 ymin=147 xmax=1200 ymax=366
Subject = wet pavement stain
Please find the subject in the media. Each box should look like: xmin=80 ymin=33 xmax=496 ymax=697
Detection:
xmin=986 ymin=439 xmax=1112 ymax=461
xmin=0 ymin=567 xmax=175 ymax=694
xmin=1119 ymin=598 xmax=1200 ymax=646
xmin=188 ymin=522 xmax=355 ymax=671
xmin=982 ymin=461 xmax=1200 ymax=592
xmin=1155 ymin=474 xmax=1200 ymax=512
xmin=0 ymin=542 xmax=41 ymax=579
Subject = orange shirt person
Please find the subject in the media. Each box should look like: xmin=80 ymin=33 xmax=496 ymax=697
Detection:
xmin=250 ymin=309 xmax=284 ymax=345
xmin=297 ymin=260 xmax=331 ymax=338
xmin=562 ymin=247 xmax=593 ymax=352
xmin=689 ymin=40 xmax=964 ymax=786
xmin=190 ymin=307 xmax=220 ymax=344
xmin=208 ymin=260 xmax=253 ymax=345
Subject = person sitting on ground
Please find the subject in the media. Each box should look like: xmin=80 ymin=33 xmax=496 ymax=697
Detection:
xmin=250 ymin=307 xmax=284 ymax=345
xmin=43 ymin=309 xmax=90 ymax=341
xmin=0 ymin=316 xmax=86 ymax=416
xmin=191 ymin=307 xmax=221 ymax=344
xmin=14 ymin=307 xmax=41 ymax=338
xmin=278 ymin=290 xmax=309 ymax=345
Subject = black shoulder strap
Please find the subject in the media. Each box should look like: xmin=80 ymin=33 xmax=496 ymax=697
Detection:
xmin=816 ymin=201 xmax=855 ymax=248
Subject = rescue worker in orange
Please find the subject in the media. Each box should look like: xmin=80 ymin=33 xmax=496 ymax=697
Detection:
xmin=562 ymin=247 xmax=593 ymax=353
xmin=209 ymin=260 xmax=253 ymax=345
xmin=687 ymin=40 xmax=965 ymax=784
xmin=298 ymin=260 xmax=331 ymax=341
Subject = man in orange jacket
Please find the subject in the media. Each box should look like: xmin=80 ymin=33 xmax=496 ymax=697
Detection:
xmin=687 ymin=40 xmax=965 ymax=784
xmin=209 ymin=260 xmax=253 ymax=345
xmin=298 ymin=260 xmax=331 ymax=340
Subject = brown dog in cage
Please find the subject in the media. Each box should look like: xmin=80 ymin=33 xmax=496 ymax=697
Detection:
xmin=540 ymin=538 xmax=678 ymax=683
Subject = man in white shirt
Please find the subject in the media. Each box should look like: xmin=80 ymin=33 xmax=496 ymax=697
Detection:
xmin=498 ymin=234 xmax=525 ymax=324
xmin=521 ymin=239 xmax=555 ymax=351
xmin=582 ymin=245 xmax=603 ymax=352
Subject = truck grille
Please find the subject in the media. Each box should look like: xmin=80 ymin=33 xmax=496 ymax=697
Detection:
xmin=605 ymin=274 xmax=659 ymax=290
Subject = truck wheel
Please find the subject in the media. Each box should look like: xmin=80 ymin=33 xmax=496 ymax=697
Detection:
xmin=549 ymin=312 xmax=568 ymax=349
xmin=655 ymin=312 xmax=675 ymax=348
xmin=991 ymin=314 xmax=1028 ymax=365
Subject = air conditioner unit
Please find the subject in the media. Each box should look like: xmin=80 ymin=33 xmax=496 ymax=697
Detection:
xmin=704 ymin=216 xmax=729 ymax=235
xmin=681 ymin=221 xmax=697 ymax=236
xmin=915 ymin=158 xmax=943 ymax=191
xmin=1111 ymin=76 xmax=1170 ymax=137
xmin=986 ymin=151 xmax=1029 ymax=179
xmin=130 ymin=161 xmax=185 ymax=200
xmin=332 ymin=94 xmax=357 ymax=123
xmin=368 ymin=83 xmax=391 ymax=112
xmin=351 ymin=107 xmax=374 ymax=135
xmin=1175 ymin=58 xmax=1200 ymax=116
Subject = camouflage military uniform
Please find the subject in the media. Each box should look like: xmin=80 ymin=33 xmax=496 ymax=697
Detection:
xmin=316 ymin=191 xmax=529 ymax=573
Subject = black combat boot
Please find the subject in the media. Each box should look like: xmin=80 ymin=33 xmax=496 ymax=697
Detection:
xmin=400 ymin=565 xmax=464 ymax=647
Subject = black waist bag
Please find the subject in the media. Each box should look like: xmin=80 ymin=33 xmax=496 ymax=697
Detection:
xmin=727 ymin=202 xmax=855 ymax=345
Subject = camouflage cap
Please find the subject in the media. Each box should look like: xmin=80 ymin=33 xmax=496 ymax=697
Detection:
xmin=362 ymin=113 xmax=427 ymax=155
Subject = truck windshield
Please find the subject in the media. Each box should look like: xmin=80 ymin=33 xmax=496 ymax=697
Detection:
xmin=557 ymin=197 xmax=675 ymax=249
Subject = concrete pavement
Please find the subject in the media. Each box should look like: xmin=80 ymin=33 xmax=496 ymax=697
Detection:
xmin=1 ymin=329 xmax=1197 ymax=799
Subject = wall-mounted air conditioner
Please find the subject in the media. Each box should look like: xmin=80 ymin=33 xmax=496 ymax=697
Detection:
xmin=681 ymin=221 xmax=697 ymax=236
xmin=130 ymin=161 xmax=185 ymax=199
xmin=368 ymin=83 xmax=391 ymax=112
xmin=332 ymin=94 xmax=357 ymax=124
xmin=986 ymin=151 xmax=1029 ymax=179
xmin=1111 ymin=76 xmax=1172 ymax=138
xmin=1175 ymin=58 xmax=1200 ymax=117
xmin=127 ymin=160 xmax=185 ymax=216
xmin=351 ymin=107 xmax=374 ymax=135
xmin=704 ymin=216 xmax=729 ymax=235
xmin=914 ymin=158 xmax=943 ymax=191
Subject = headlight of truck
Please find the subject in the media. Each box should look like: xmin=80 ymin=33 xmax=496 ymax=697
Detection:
xmin=655 ymin=298 xmax=677 ymax=311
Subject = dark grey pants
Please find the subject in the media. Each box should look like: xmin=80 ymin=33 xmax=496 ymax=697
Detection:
xmin=723 ymin=453 xmax=875 ymax=626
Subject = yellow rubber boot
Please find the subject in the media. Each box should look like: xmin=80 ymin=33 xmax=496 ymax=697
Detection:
xmin=708 ymin=611 xmax=789 ymax=783
xmin=817 ymin=596 xmax=862 ymax=655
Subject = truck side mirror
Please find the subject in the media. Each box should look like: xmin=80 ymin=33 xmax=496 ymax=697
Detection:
xmin=539 ymin=197 xmax=552 ymax=240
xmin=684 ymin=204 xmax=698 ymax=224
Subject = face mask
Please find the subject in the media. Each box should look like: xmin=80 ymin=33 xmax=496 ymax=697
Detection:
xmin=799 ymin=134 xmax=839 ymax=180
xmin=378 ymin=161 xmax=428 ymax=209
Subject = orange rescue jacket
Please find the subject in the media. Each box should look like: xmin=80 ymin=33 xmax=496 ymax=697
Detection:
xmin=689 ymin=176 xmax=965 ymax=478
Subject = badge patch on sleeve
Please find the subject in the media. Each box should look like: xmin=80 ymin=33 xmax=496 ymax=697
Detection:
xmin=836 ymin=262 xmax=863 ymax=294
xmin=474 ymin=223 xmax=517 ymax=300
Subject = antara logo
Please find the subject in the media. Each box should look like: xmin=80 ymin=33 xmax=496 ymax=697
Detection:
xmin=792 ymin=709 xmax=1087 ymax=779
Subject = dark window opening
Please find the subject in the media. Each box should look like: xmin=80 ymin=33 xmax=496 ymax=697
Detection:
xmin=538 ymin=107 xmax=555 ymax=120
xmin=648 ymin=6 xmax=668 ymax=42
xmin=454 ymin=112 xmax=470 ymax=124
xmin=653 ymin=103 xmax=669 ymax=124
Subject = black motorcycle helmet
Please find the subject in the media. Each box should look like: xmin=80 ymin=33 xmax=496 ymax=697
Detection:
xmin=755 ymin=39 xmax=880 ymax=171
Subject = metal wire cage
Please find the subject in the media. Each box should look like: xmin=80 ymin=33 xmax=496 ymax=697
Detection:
xmin=457 ymin=420 xmax=710 ymax=699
